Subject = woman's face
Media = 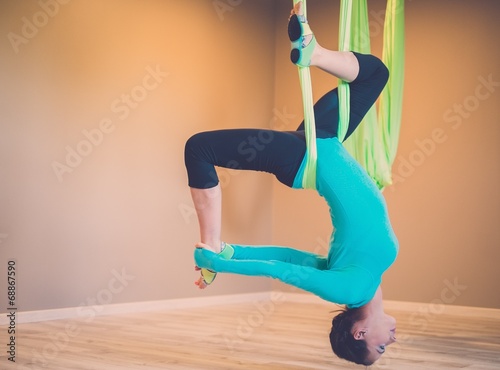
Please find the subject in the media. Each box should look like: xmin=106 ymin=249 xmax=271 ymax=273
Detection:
xmin=360 ymin=313 xmax=397 ymax=363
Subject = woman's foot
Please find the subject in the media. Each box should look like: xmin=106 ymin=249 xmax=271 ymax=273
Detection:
xmin=194 ymin=266 xmax=215 ymax=290
xmin=194 ymin=242 xmax=234 ymax=289
xmin=289 ymin=2 xmax=359 ymax=82
xmin=288 ymin=1 xmax=317 ymax=67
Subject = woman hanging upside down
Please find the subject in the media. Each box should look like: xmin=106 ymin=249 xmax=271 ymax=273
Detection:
xmin=184 ymin=2 xmax=398 ymax=366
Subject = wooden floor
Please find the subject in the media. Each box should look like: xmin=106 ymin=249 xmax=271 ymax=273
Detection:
xmin=9 ymin=301 xmax=500 ymax=369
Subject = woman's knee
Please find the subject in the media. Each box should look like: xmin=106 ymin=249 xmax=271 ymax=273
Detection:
xmin=353 ymin=52 xmax=389 ymax=84
xmin=185 ymin=131 xmax=205 ymax=152
xmin=184 ymin=132 xmax=218 ymax=188
xmin=184 ymin=131 xmax=210 ymax=162
xmin=378 ymin=62 xmax=389 ymax=85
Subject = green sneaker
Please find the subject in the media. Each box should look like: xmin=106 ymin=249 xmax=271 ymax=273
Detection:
xmin=200 ymin=242 xmax=234 ymax=285
xmin=288 ymin=14 xmax=316 ymax=67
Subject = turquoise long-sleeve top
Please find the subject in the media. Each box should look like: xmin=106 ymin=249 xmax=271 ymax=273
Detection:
xmin=194 ymin=137 xmax=399 ymax=308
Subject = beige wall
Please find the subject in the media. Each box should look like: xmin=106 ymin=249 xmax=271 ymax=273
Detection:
xmin=0 ymin=0 xmax=277 ymax=312
xmin=272 ymin=0 xmax=500 ymax=309
xmin=0 ymin=0 xmax=499 ymax=313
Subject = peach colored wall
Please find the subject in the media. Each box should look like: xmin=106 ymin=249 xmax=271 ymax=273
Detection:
xmin=1 ymin=0 xmax=499 ymax=313
xmin=272 ymin=0 xmax=500 ymax=309
xmin=0 ymin=0 xmax=277 ymax=312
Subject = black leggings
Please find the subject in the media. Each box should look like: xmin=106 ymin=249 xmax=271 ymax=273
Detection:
xmin=185 ymin=52 xmax=389 ymax=189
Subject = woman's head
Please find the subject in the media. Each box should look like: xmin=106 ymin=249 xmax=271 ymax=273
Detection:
xmin=329 ymin=306 xmax=397 ymax=366
xmin=330 ymin=307 xmax=372 ymax=365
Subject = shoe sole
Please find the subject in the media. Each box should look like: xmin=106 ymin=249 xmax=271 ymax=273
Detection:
xmin=288 ymin=14 xmax=302 ymax=42
xmin=288 ymin=14 xmax=302 ymax=64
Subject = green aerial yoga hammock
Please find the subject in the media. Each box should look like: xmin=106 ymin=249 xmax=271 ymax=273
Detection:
xmin=293 ymin=0 xmax=317 ymax=189
xmin=296 ymin=0 xmax=405 ymax=190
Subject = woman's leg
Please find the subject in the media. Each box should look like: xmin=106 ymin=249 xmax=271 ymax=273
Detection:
xmin=312 ymin=48 xmax=360 ymax=83
xmin=292 ymin=3 xmax=389 ymax=140
xmin=185 ymin=129 xmax=305 ymax=288
xmin=185 ymin=129 xmax=305 ymax=252
xmin=296 ymin=52 xmax=389 ymax=139
xmin=190 ymin=185 xmax=222 ymax=254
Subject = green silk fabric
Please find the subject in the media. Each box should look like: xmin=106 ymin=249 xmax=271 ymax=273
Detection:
xmin=293 ymin=0 xmax=317 ymax=189
xmin=298 ymin=0 xmax=405 ymax=189
xmin=341 ymin=0 xmax=405 ymax=189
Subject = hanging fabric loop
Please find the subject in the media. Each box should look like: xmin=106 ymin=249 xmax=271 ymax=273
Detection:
xmin=292 ymin=0 xmax=318 ymax=190
xmin=292 ymin=0 xmax=405 ymax=190
xmin=341 ymin=0 xmax=405 ymax=189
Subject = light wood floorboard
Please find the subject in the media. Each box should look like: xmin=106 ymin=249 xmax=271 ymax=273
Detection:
xmin=5 ymin=302 xmax=500 ymax=369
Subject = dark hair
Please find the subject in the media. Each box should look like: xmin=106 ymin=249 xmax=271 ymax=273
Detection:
xmin=329 ymin=306 xmax=373 ymax=366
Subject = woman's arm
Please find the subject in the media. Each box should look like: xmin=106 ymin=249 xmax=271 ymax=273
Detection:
xmin=231 ymin=244 xmax=328 ymax=270
xmin=194 ymin=248 xmax=372 ymax=305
